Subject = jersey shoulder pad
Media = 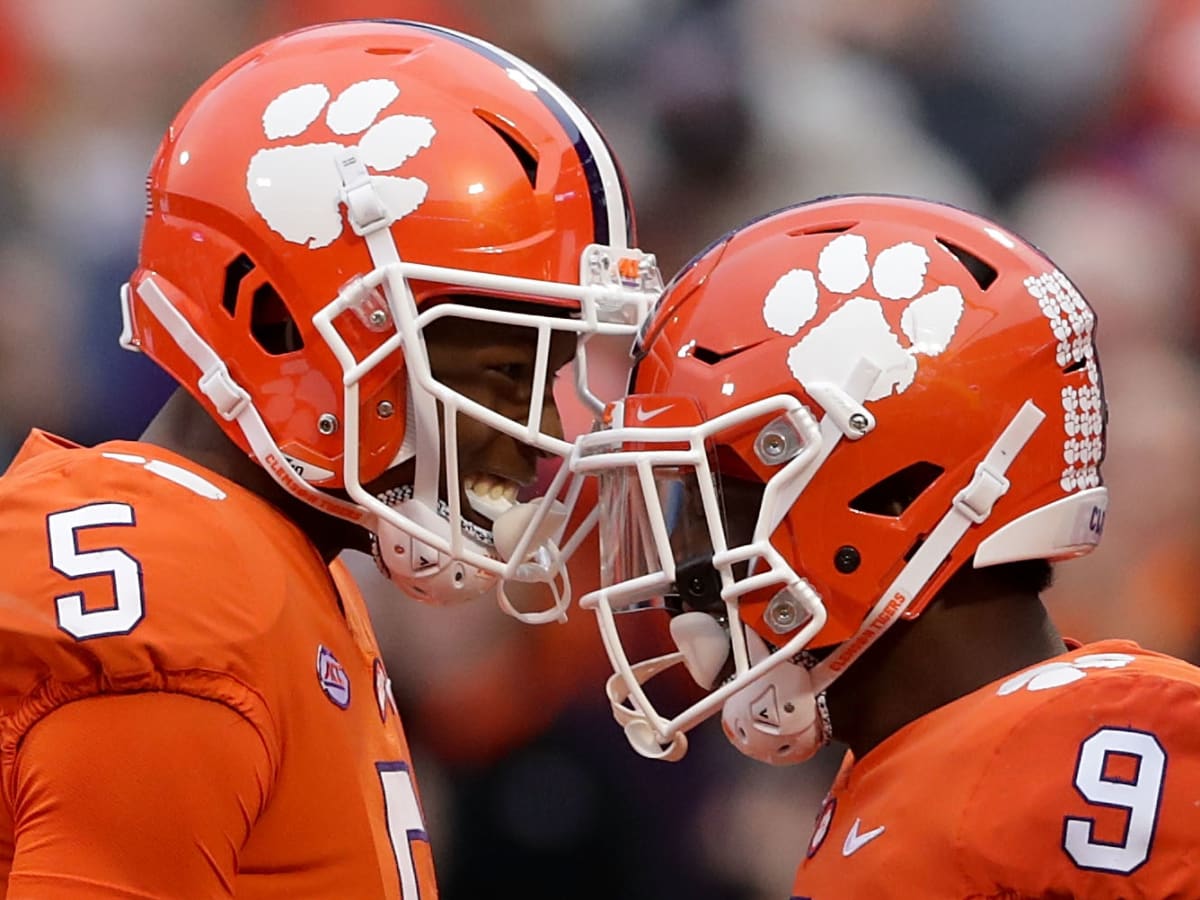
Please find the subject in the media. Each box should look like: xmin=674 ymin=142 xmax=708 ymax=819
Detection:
xmin=0 ymin=443 xmax=328 ymax=758
xmin=956 ymin=648 xmax=1200 ymax=897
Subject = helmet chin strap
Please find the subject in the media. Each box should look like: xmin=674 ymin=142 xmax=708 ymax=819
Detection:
xmin=722 ymin=399 xmax=1049 ymax=765
xmin=812 ymin=398 xmax=1047 ymax=691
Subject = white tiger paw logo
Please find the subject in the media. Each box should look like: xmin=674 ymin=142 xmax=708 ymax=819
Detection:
xmin=761 ymin=234 xmax=965 ymax=401
xmin=247 ymin=79 xmax=436 ymax=249
xmin=996 ymin=653 xmax=1134 ymax=695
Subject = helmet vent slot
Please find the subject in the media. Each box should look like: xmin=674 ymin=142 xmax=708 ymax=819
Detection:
xmin=250 ymin=282 xmax=304 ymax=355
xmin=222 ymin=254 xmax=255 ymax=316
xmin=788 ymin=224 xmax=853 ymax=237
xmin=691 ymin=340 xmax=766 ymax=366
xmin=475 ymin=110 xmax=539 ymax=188
xmin=937 ymin=239 xmax=997 ymax=290
xmin=850 ymin=461 xmax=944 ymax=517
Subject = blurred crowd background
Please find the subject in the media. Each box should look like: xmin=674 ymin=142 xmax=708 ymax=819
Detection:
xmin=4 ymin=1 xmax=1200 ymax=898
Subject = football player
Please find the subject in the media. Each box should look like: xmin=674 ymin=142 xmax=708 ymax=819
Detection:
xmin=0 ymin=20 xmax=658 ymax=899
xmin=571 ymin=195 xmax=1200 ymax=896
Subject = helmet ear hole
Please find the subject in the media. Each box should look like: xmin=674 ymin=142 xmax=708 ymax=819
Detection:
xmin=850 ymin=462 xmax=944 ymax=517
xmin=250 ymin=283 xmax=304 ymax=356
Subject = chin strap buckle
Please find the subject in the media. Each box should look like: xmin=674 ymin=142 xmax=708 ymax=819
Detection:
xmin=953 ymin=464 xmax=1011 ymax=524
xmin=198 ymin=363 xmax=251 ymax=422
xmin=953 ymin=400 xmax=1047 ymax=525
xmin=335 ymin=149 xmax=391 ymax=237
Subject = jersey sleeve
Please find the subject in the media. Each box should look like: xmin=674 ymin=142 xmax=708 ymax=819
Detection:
xmin=957 ymin=666 xmax=1200 ymax=898
xmin=0 ymin=448 xmax=291 ymax=800
xmin=7 ymin=692 xmax=271 ymax=899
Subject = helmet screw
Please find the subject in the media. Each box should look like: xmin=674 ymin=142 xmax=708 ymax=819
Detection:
xmin=848 ymin=413 xmax=870 ymax=433
xmin=761 ymin=433 xmax=786 ymax=458
xmin=754 ymin=416 xmax=804 ymax=465
xmin=317 ymin=413 xmax=339 ymax=435
xmin=834 ymin=545 xmax=861 ymax=574
xmin=368 ymin=309 xmax=389 ymax=327
xmin=377 ymin=400 xmax=395 ymax=419
xmin=765 ymin=591 xmax=801 ymax=634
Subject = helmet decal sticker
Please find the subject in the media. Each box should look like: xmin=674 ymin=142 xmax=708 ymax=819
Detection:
xmin=762 ymin=233 xmax=964 ymax=402
xmin=1026 ymin=271 xmax=1102 ymax=492
xmin=1028 ymin=271 xmax=1096 ymax=372
xmin=816 ymin=233 xmax=870 ymax=293
xmin=247 ymin=79 xmax=435 ymax=249
xmin=1059 ymin=383 xmax=1103 ymax=491
xmin=870 ymin=241 xmax=930 ymax=299
xmin=762 ymin=268 xmax=818 ymax=335
xmin=262 ymin=83 xmax=332 ymax=138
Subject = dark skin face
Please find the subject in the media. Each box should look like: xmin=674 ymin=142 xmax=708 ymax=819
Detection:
xmin=415 ymin=312 xmax=575 ymax=530
xmin=141 ymin=309 xmax=575 ymax=563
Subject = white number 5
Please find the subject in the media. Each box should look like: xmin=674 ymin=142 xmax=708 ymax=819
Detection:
xmin=48 ymin=502 xmax=145 ymax=639
xmin=1064 ymin=727 xmax=1165 ymax=874
xmin=378 ymin=762 xmax=433 ymax=897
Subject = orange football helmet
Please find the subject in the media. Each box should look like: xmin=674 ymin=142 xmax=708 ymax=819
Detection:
xmin=572 ymin=195 xmax=1107 ymax=760
xmin=121 ymin=20 xmax=659 ymax=616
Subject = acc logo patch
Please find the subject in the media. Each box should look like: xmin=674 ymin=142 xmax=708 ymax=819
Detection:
xmin=317 ymin=644 xmax=351 ymax=709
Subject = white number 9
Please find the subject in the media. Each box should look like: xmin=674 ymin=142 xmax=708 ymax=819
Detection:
xmin=1064 ymin=727 xmax=1165 ymax=874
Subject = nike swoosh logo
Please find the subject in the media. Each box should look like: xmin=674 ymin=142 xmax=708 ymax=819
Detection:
xmin=634 ymin=404 xmax=673 ymax=422
xmin=841 ymin=818 xmax=885 ymax=856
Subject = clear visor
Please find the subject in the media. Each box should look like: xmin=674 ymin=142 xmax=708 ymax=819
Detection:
xmin=574 ymin=398 xmax=829 ymax=758
xmin=596 ymin=461 xmax=765 ymax=611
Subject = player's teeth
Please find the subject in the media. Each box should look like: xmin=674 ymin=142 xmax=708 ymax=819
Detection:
xmin=465 ymin=472 xmax=520 ymax=522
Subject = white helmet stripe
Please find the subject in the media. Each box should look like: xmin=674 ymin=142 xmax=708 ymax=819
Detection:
xmin=400 ymin=20 xmax=631 ymax=248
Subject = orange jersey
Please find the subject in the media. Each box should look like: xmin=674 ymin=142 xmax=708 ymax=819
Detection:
xmin=0 ymin=431 xmax=437 ymax=898
xmin=794 ymin=640 xmax=1200 ymax=899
